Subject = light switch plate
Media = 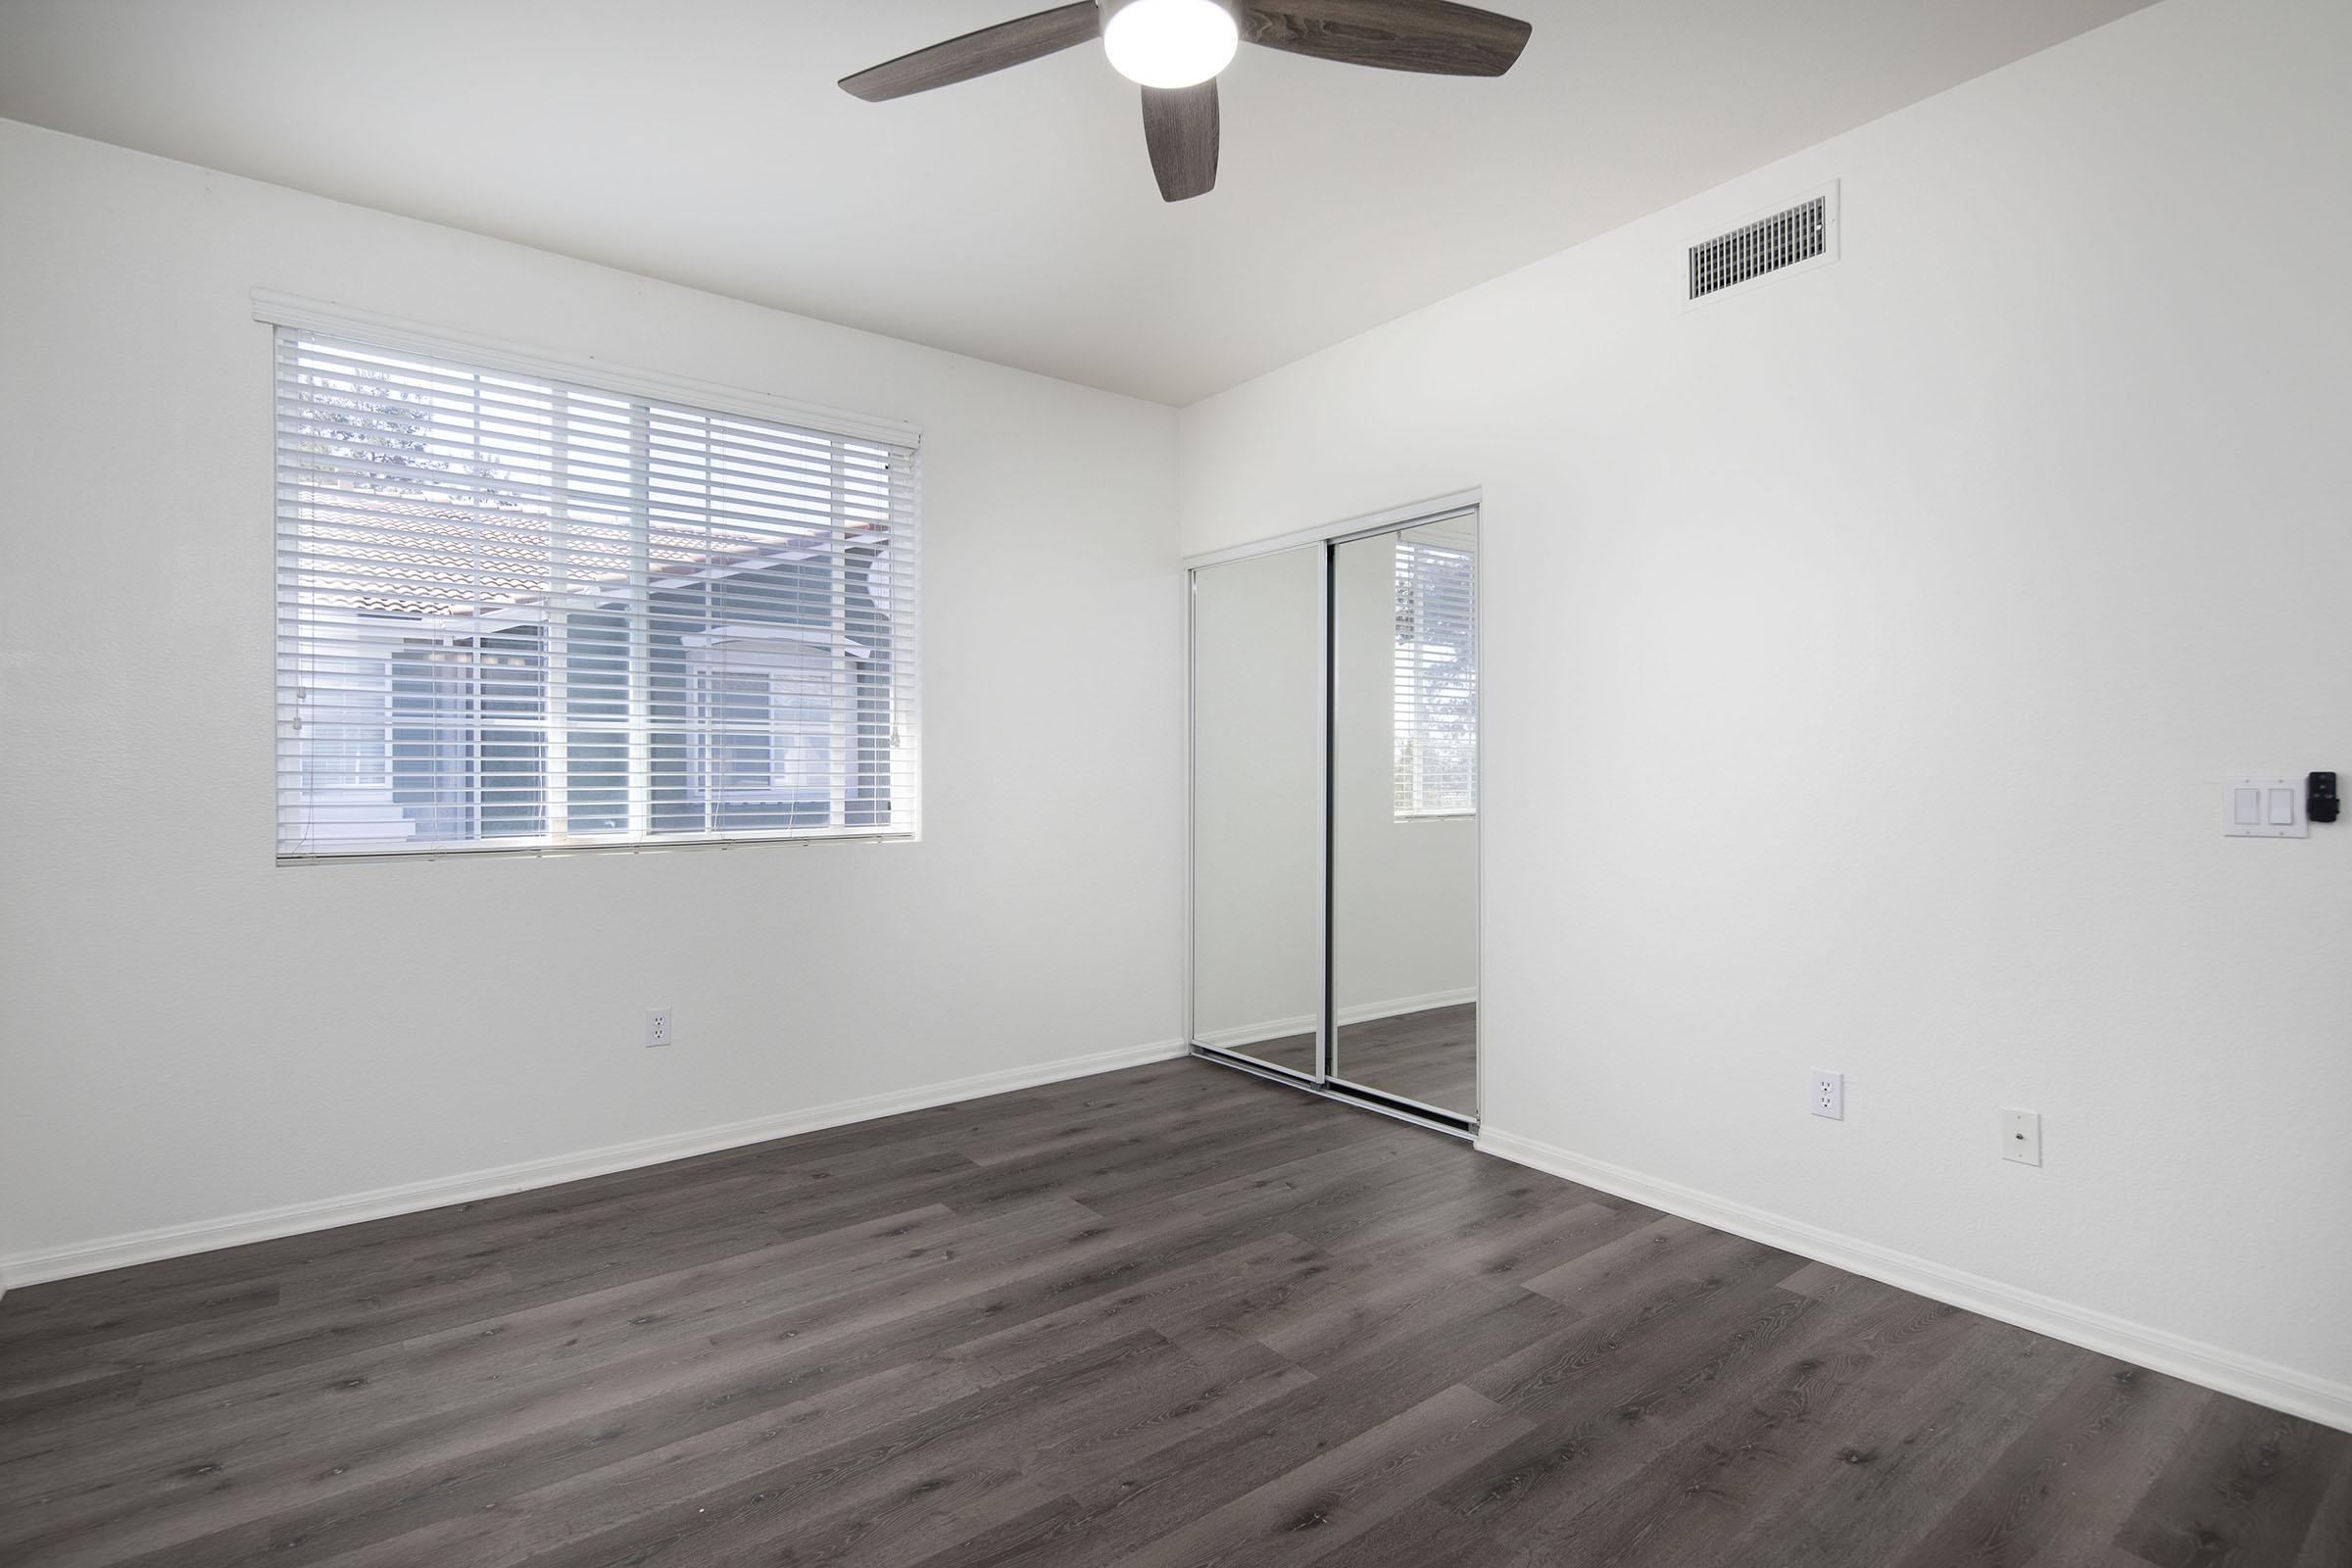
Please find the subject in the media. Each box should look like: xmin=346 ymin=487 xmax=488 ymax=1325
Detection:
xmin=2001 ymin=1107 xmax=2041 ymax=1166
xmin=2223 ymin=777 xmax=2306 ymax=838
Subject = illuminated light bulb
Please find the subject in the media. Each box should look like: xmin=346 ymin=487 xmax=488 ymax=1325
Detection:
xmin=1102 ymin=0 xmax=1239 ymax=90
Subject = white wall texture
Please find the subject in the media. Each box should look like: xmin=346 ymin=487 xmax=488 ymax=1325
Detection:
xmin=1180 ymin=0 xmax=2352 ymax=1410
xmin=0 ymin=118 xmax=1185 ymax=1272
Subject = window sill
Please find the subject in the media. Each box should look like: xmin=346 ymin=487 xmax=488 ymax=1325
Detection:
xmin=276 ymin=828 xmax=918 ymax=865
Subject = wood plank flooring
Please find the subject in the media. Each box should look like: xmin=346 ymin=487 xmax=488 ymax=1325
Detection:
xmin=1226 ymin=1027 xmax=1317 ymax=1076
xmin=2 ymin=1056 xmax=2344 ymax=1567
xmin=1339 ymin=1002 xmax=1476 ymax=1112
xmin=1225 ymin=1002 xmax=1478 ymax=1115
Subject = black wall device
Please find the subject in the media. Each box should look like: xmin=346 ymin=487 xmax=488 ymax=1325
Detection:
xmin=2310 ymin=772 xmax=2340 ymax=824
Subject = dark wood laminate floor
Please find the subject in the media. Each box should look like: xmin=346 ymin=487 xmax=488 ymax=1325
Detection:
xmin=3 ymin=1057 xmax=2345 ymax=1568
xmin=1227 ymin=1002 xmax=1478 ymax=1115
xmin=1340 ymin=1002 xmax=1476 ymax=1112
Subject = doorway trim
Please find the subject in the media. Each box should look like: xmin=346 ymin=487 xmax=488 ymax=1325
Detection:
xmin=1182 ymin=488 xmax=1485 ymax=571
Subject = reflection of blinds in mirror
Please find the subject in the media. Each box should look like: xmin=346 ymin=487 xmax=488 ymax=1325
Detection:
xmin=1394 ymin=538 xmax=1477 ymax=819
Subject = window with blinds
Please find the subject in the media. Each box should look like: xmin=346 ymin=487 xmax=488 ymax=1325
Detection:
xmin=274 ymin=327 xmax=920 ymax=858
xmin=1394 ymin=536 xmax=1476 ymax=819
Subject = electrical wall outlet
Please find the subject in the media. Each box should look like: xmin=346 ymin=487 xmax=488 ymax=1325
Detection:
xmin=2002 ymin=1107 xmax=2041 ymax=1165
xmin=646 ymin=1007 xmax=672 ymax=1048
xmin=1809 ymin=1069 xmax=1843 ymax=1120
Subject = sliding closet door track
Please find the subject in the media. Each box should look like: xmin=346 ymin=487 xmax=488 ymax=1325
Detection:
xmin=1191 ymin=1044 xmax=1475 ymax=1137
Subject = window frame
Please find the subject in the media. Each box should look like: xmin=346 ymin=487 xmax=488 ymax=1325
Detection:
xmin=263 ymin=293 xmax=922 ymax=862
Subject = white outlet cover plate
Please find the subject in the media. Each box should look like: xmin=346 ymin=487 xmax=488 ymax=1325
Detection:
xmin=2002 ymin=1106 xmax=2041 ymax=1165
xmin=2224 ymin=777 xmax=2306 ymax=838
xmin=1810 ymin=1069 xmax=1843 ymax=1120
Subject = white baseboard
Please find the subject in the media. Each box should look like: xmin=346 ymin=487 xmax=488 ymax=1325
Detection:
xmin=1336 ymin=987 xmax=1476 ymax=1028
xmin=0 ymin=1039 xmax=1190 ymax=1293
xmin=1476 ymin=1127 xmax=2352 ymax=1436
xmin=1197 ymin=988 xmax=1477 ymax=1051
xmin=1195 ymin=1013 xmax=1317 ymax=1052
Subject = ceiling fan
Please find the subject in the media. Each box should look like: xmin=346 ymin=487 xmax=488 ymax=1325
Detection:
xmin=839 ymin=0 xmax=1534 ymax=203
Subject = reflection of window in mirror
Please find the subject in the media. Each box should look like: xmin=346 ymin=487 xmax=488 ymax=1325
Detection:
xmin=1393 ymin=536 xmax=1477 ymax=820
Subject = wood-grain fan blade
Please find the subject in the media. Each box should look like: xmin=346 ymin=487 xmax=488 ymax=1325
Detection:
xmin=839 ymin=2 xmax=1102 ymax=102
xmin=1142 ymin=80 xmax=1220 ymax=202
xmin=1239 ymin=0 xmax=1532 ymax=76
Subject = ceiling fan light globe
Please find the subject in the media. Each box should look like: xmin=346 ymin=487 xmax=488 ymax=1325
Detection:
xmin=1102 ymin=0 xmax=1239 ymax=89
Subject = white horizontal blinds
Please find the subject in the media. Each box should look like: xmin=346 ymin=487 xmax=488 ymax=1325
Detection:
xmin=1393 ymin=535 xmax=1477 ymax=818
xmin=274 ymin=328 xmax=920 ymax=857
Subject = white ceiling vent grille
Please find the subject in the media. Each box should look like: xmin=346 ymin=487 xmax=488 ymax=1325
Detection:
xmin=1686 ymin=183 xmax=1838 ymax=306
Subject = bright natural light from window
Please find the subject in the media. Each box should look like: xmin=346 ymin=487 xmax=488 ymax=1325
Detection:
xmin=1394 ymin=536 xmax=1476 ymax=819
xmin=273 ymin=330 xmax=920 ymax=858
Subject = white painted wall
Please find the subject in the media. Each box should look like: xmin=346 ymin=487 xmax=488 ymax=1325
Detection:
xmin=1181 ymin=0 xmax=2352 ymax=1410
xmin=0 ymin=118 xmax=1185 ymax=1274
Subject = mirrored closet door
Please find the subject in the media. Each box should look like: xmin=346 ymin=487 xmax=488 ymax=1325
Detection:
xmin=1330 ymin=516 xmax=1478 ymax=1119
xmin=1188 ymin=506 xmax=1479 ymax=1130
xmin=1190 ymin=545 xmax=1326 ymax=1083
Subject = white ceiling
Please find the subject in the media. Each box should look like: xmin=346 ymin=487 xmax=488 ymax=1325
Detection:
xmin=0 ymin=0 xmax=2155 ymax=404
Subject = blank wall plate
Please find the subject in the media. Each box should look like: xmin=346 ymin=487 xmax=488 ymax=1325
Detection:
xmin=2224 ymin=777 xmax=2306 ymax=838
xmin=2002 ymin=1107 xmax=2041 ymax=1166
xmin=1810 ymin=1069 xmax=1843 ymax=1120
